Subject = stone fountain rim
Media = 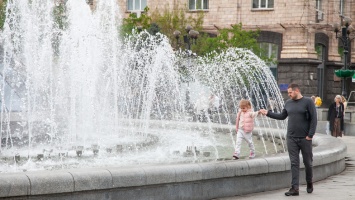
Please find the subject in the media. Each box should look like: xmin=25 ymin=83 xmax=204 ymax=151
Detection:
xmin=0 ymin=130 xmax=346 ymax=199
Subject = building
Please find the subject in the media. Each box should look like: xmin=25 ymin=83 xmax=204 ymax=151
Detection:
xmin=112 ymin=1 xmax=355 ymax=106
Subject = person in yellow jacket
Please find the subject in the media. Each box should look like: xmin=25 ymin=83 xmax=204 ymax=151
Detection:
xmin=314 ymin=95 xmax=322 ymax=108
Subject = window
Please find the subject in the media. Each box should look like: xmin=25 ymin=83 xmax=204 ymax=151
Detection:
xmin=339 ymin=0 xmax=344 ymax=16
xmin=259 ymin=42 xmax=278 ymax=78
xmin=315 ymin=44 xmax=322 ymax=60
xmin=315 ymin=44 xmax=325 ymax=98
xmin=316 ymin=0 xmax=322 ymax=10
xmin=315 ymin=0 xmax=323 ymax=22
xmin=252 ymin=0 xmax=274 ymax=9
xmin=127 ymin=0 xmax=147 ymax=11
xmin=189 ymin=0 xmax=209 ymax=10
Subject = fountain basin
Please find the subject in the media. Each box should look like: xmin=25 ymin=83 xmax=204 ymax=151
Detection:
xmin=0 ymin=133 xmax=346 ymax=199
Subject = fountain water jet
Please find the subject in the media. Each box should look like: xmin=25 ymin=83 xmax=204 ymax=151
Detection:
xmin=0 ymin=0 xmax=287 ymax=173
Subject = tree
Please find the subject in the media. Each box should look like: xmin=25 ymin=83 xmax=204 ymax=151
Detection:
xmin=196 ymin=23 xmax=274 ymax=64
xmin=121 ymin=7 xmax=152 ymax=37
xmin=121 ymin=8 xmax=273 ymax=64
xmin=149 ymin=4 xmax=204 ymax=51
xmin=0 ymin=0 xmax=7 ymax=30
xmin=121 ymin=4 xmax=204 ymax=51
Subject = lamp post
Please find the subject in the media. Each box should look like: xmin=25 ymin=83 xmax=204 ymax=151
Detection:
xmin=174 ymin=25 xmax=199 ymax=112
xmin=173 ymin=25 xmax=199 ymax=51
xmin=183 ymin=25 xmax=199 ymax=50
xmin=173 ymin=30 xmax=181 ymax=49
xmin=334 ymin=17 xmax=355 ymax=98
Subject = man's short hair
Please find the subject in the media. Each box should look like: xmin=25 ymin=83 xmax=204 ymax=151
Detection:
xmin=288 ymin=83 xmax=300 ymax=91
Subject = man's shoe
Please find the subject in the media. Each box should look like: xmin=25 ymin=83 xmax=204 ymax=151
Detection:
xmin=307 ymin=182 xmax=313 ymax=193
xmin=232 ymin=156 xmax=239 ymax=160
xmin=285 ymin=188 xmax=299 ymax=196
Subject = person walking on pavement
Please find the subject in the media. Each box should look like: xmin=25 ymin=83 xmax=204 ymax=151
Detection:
xmin=327 ymin=95 xmax=344 ymax=138
xmin=260 ymin=83 xmax=317 ymax=196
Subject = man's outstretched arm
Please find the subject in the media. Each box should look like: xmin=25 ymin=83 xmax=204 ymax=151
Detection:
xmin=260 ymin=109 xmax=288 ymax=120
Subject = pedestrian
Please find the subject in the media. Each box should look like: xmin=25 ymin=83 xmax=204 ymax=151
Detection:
xmin=327 ymin=95 xmax=344 ymax=138
xmin=311 ymin=95 xmax=315 ymax=103
xmin=233 ymin=99 xmax=261 ymax=160
xmin=341 ymin=95 xmax=347 ymax=136
xmin=341 ymin=95 xmax=348 ymax=112
xmin=314 ymin=95 xmax=322 ymax=108
xmin=260 ymin=83 xmax=317 ymax=196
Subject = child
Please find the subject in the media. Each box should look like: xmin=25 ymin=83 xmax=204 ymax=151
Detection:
xmin=233 ymin=99 xmax=261 ymax=159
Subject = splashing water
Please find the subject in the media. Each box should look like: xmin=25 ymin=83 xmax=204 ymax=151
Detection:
xmin=0 ymin=0 xmax=287 ymax=172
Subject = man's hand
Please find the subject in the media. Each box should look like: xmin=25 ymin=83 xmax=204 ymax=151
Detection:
xmin=259 ymin=109 xmax=268 ymax=115
xmin=306 ymin=136 xmax=312 ymax=140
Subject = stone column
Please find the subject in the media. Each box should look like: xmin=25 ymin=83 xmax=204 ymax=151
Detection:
xmin=280 ymin=25 xmax=318 ymax=60
xmin=278 ymin=59 xmax=321 ymax=100
xmin=277 ymin=25 xmax=321 ymax=99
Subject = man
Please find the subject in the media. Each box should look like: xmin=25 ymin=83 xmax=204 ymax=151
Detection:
xmin=260 ymin=83 xmax=317 ymax=196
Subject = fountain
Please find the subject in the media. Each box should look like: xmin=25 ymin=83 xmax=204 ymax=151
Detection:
xmin=0 ymin=0 xmax=287 ymax=173
xmin=0 ymin=1 xmax=346 ymax=199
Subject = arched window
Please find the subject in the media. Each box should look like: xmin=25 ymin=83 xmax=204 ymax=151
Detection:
xmin=315 ymin=43 xmax=326 ymax=98
xmin=259 ymin=42 xmax=278 ymax=79
xmin=257 ymin=31 xmax=282 ymax=80
xmin=314 ymin=32 xmax=329 ymax=100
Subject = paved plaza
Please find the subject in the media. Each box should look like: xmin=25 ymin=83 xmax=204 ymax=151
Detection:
xmin=215 ymin=136 xmax=355 ymax=200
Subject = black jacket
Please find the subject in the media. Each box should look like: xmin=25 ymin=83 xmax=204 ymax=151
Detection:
xmin=327 ymin=102 xmax=344 ymax=131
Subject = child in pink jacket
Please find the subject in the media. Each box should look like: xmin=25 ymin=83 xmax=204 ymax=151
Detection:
xmin=233 ymin=99 xmax=261 ymax=160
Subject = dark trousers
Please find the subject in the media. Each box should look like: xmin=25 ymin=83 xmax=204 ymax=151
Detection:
xmin=287 ymin=137 xmax=313 ymax=189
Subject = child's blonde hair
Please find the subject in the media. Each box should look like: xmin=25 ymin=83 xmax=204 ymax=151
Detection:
xmin=239 ymin=99 xmax=251 ymax=109
xmin=341 ymin=95 xmax=347 ymax=103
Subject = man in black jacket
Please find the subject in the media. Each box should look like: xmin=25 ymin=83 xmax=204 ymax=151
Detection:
xmin=260 ymin=83 xmax=317 ymax=196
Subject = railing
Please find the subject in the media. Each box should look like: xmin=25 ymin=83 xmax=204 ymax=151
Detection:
xmin=348 ymin=91 xmax=355 ymax=106
xmin=345 ymin=111 xmax=352 ymax=122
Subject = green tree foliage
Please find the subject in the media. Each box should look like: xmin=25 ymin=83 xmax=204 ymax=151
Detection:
xmin=127 ymin=5 xmax=276 ymax=89
xmin=196 ymin=24 xmax=273 ymax=63
xmin=52 ymin=2 xmax=69 ymax=56
xmin=0 ymin=0 xmax=7 ymax=30
xmin=121 ymin=7 xmax=152 ymax=36
xmin=0 ymin=1 xmax=67 ymax=31
xmin=121 ymin=4 xmax=204 ymax=51
xmin=53 ymin=2 xmax=68 ymax=30
xmin=121 ymin=7 xmax=273 ymax=63
xmin=149 ymin=5 xmax=204 ymax=51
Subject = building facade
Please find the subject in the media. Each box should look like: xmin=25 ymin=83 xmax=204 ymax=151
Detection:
xmin=117 ymin=0 xmax=355 ymax=107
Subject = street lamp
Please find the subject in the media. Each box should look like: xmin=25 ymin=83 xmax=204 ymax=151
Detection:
xmin=174 ymin=25 xmax=199 ymax=112
xmin=334 ymin=17 xmax=355 ymax=98
xmin=173 ymin=30 xmax=181 ymax=49
xmin=184 ymin=25 xmax=199 ymax=50
xmin=174 ymin=25 xmax=199 ymax=51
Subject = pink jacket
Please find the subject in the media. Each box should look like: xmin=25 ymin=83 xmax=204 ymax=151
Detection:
xmin=235 ymin=109 xmax=259 ymax=133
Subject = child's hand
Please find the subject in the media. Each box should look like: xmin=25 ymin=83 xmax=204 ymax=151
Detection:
xmin=259 ymin=109 xmax=268 ymax=115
